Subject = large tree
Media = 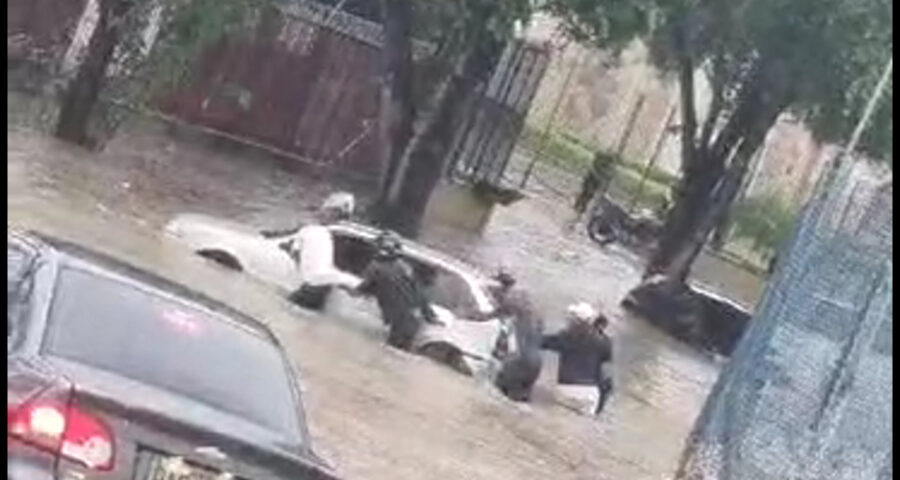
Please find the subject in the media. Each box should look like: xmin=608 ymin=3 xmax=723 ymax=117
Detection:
xmin=547 ymin=0 xmax=892 ymax=284
xmin=54 ymin=0 xmax=259 ymax=148
xmin=376 ymin=0 xmax=417 ymax=210
xmin=374 ymin=0 xmax=532 ymax=235
xmin=55 ymin=0 xmax=138 ymax=146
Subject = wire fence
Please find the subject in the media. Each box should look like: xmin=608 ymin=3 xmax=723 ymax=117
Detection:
xmin=676 ymin=158 xmax=893 ymax=480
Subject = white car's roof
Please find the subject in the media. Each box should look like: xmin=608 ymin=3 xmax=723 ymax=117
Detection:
xmin=169 ymin=213 xmax=260 ymax=236
xmin=329 ymin=222 xmax=485 ymax=277
xmin=167 ymin=214 xmax=496 ymax=312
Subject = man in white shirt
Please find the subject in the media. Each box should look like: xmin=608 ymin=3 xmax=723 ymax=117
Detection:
xmin=287 ymin=192 xmax=360 ymax=310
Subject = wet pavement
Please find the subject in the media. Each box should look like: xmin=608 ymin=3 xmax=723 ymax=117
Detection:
xmin=8 ymin=118 xmax=723 ymax=480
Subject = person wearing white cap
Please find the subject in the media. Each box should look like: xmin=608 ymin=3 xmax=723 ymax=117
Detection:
xmin=286 ymin=192 xmax=360 ymax=310
xmin=542 ymin=302 xmax=614 ymax=416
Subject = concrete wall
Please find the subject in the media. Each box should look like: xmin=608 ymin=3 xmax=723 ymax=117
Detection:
xmin=421 ymin=182 xmax=495 ymax=234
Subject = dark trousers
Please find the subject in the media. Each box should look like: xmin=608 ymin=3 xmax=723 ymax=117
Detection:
xmin=574 ymin=174 xmax=611 ymax=215
xmin=385 ymin=315 xmax=422 ymax=351
xmin=595 ymin=376 xmax=613 ymax=415
xmin=574 ymin=175 xmax=599 ymax=215
xmin=289 ymin=284 xmax=332 ymax=311
xmin=495 ymin=353 xmax=542 ymax=402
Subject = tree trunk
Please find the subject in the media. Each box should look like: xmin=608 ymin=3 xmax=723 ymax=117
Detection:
xmin=55 ymin=0 xmax=129 ymax=147
xmin=375 ymin=0 xmax=416 ymax=213
xmin=675 ymin=32 xmax=698 ymax=171
xmin=662 ymin=91 xmax=788 ymax=283
xmin=646 ymin=57 xmax=791 ymax=282
xmin=709 ymin=208 xmax=732 ymax=251
xmin=663 ymin=137 xmax=757 ymax=283
xmin=379 ymin=38 xmax=486 ymax=236
xmin=646 ymin=162 xmax=721 ymax=279
xmin=644 ymin=27 xmax=708 ymax=280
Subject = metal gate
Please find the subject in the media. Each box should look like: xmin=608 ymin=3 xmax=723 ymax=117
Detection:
xmin=155 ymin=2 xmax=387 ymax=181
xmin=445 ymin=39 xmax=550 ymax=186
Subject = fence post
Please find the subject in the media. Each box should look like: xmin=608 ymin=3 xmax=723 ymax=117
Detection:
xmin=613 ymin=93 xmax=646 ymax=159
xmin=628 ymin=102 xmax=675 ymax=213
xmin=518 ymin=49 xmax=582 ymax=189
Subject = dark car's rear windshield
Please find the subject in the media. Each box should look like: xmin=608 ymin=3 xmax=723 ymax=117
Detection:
xmin=43 ymin=267 xmax=304 ymax=443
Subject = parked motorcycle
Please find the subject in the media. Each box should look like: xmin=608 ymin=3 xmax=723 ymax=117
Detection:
xmin=586 ymin=196 xmax=663 ymax=248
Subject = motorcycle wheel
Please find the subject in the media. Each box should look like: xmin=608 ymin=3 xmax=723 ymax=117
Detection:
xmin=587 ymin=216 xmax=618 ymax=246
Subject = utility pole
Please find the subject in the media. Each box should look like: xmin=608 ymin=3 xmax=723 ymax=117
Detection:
xmin=828 ymin=57 xmax=893 ymax=176
xmin=519 ymin=49 xmax=583 ymax=189
xmin=628 ymin=102 xmax=676 ymax=213
xmin=613 ymin=93 xmax=646 ymax=159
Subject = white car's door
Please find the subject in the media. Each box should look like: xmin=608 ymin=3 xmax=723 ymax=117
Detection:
xmin=238 ymin=237 xmax=302 ymax=292
xmin=410 ymin=264 xmax=503 ymax=369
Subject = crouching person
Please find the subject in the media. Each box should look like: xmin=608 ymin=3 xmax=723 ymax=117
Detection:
xmin=542 ymin=302 xmax=614 ymax=416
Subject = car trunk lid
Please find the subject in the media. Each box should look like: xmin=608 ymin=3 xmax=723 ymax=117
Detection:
xmin=46 ymin=358 xmax=337 ymax=480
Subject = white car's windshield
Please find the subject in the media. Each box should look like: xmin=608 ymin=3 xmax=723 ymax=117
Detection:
xmin=331 ymin=232 xmax=485 ymax=320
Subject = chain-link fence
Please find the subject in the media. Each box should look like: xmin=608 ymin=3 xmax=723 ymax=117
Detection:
xmin=676 ymin=158 xmax=893 ymax=480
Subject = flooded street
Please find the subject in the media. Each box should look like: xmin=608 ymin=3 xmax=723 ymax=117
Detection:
xmin=9 ymin=121 xmax=722 ymax=479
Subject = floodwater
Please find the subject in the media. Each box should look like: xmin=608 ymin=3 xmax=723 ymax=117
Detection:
xmin=8 ymin=118 xmax=723 ymax=480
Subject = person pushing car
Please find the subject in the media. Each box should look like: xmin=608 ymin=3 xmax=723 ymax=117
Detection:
xmin=542 ymin=302 xmax=614 ymax=416
xmin=285 ymin=192 xmax=358 ymax=310
xmin=350 ymin=231 xmax=439 ymax=351
xmin=488 ymin=267 xmax=545 ymax=403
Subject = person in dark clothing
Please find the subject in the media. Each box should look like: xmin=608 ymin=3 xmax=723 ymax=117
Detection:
xmin=574 ymin=151 xmax=617 ymax=216
xmin=351 ymin=232 xmax=439 ymax=351
xmin=542 ymin=302 xmax=614 ymax=416
xmin=767 ymin=252 xmax=779 ymax=276
xmin=592 ymin=314 xmax=614 ymax=415
xmin=487 ymin=269 xmax=545 ymax=402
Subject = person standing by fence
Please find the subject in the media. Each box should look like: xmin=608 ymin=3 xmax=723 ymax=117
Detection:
xmin=572 ymin=151 xmax=617 ymax=224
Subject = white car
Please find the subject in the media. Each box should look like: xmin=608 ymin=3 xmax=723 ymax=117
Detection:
xmin=163 ymin=214 xmax=512 ymax=378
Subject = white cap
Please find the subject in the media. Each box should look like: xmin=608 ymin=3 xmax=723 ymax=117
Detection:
xmin=566 ymin=302 xmax=597 ymax=323
xmin=321 ymin=192 xmax=355 ymax=217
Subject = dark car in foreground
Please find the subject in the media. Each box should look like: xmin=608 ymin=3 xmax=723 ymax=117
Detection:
xmin=8 ymin=230 xmax=339 ymax=480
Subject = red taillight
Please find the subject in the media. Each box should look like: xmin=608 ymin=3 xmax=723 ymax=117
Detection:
xmin=8 ymin=400 xmax=115 ymax=470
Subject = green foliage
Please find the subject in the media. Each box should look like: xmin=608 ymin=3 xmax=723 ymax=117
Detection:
xmin=741 ymin=0 xmax=893 ymax=163
xmin=520 ymin=126 xmax=595 ymax=170
xmin=92 ymin=0 xmax=259 ymax=139
xmin=410 ymin=0 xmax=533 ymax=109
xmin=92 ymin=0 xmax=261 ymax=129
xmin=134 ymin=0 xmax=260 ymax=97
xmin=542 ymin=0 xmax=652 ymax=54
xmin=518 ymin=125 xmax=675 ymax=210
xmin=731 ymin=193 xmax=796 ymax=255
xmin=608 ymin=163 xmax=671 ymax=210
xmin=543 ymin=0 xmax=893 ymax=162
xmin=107 ymin=0 xmax=535 ymax=103
xmin=520 ymin=125 xmax=679 ymax=186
